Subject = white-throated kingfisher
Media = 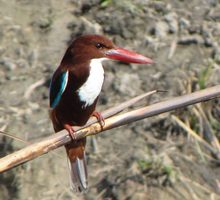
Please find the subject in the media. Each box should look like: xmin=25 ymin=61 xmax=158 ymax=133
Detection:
xmin=49 ymin=35 xmax=153 ymax=193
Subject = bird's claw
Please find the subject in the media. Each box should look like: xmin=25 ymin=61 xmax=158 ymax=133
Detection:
xmin=64 ymin=124 xmax=77 ymax=140
xmin=92 ymin=111 xmax=105 ymax=128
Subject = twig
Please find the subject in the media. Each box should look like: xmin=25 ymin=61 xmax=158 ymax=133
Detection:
xmin=171 ymin=115 xmax=220 ymax=159
xmin=24 ymin=78 xmax=46 ymax=99
xmin=1 ymin=85 xmax=220 ymax=173
xmin=168 ymin=38 xmax=177 ymax=59
xmin=0 ymin=131 xmax=30 ymax=145
xmin=195 ymin=104 xmax=220 ymax=152
xmin=85 ymin=90 xmax=158 ymax=127
xmin=179 ymin=174 xmax=219 ymax=197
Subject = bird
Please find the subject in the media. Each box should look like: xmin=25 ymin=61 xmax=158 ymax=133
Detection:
xmin=49 ymin=34 xmax=153 ymax=193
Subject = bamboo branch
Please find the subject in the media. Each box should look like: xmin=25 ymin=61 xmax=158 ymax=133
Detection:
xmin=84 ymin=89 xmax=158 ymax=127
xmin=1 ymin=85 xmax=220 ymax=173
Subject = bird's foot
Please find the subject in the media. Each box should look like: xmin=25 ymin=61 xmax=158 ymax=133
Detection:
xmin=64 ymin=124 xmax=77 ymax=140
xmin=92 ymin=111 xmax=105 ymax=128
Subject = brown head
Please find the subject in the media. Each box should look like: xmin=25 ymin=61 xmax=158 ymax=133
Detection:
xmin=61 ymin=34 xmax=153 ymax=65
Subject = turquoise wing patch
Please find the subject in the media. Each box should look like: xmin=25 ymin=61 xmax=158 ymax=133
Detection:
xmin=49 ymin=70 xmax=69 ymax=108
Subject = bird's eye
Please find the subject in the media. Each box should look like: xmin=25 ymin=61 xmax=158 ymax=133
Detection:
xmin=95 ymin=43 xmax=105 ymax=49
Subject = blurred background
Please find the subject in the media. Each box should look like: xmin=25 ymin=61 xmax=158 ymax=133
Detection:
xmin=1 ymin=0 xmax=220 ymax=199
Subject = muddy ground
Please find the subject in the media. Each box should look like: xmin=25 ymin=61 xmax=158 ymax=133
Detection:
xmin=1 ymin=0 xmax=220 ymax=199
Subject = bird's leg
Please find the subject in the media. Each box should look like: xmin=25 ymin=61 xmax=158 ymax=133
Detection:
xmin=92 ymin=111 xmax=105 ymax=128
xmin=64 ymin=124 xmax=77 ymax=140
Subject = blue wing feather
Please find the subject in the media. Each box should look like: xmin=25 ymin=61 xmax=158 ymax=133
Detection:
xmin=49 ymin=70 xmax=69 ymax=108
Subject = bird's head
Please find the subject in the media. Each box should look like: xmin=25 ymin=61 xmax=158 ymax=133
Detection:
xmin=64 ymin=35 xmax=153 ymax=65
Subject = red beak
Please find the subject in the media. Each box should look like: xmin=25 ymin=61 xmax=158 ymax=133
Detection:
xmin=105 ymin=47 xmax=153 ymax=64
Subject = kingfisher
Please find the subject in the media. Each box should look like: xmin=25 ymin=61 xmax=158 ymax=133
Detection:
xmin=49 ymin=35 xmax=153 ymax=193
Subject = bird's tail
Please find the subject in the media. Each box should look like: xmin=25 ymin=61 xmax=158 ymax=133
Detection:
xmin=65 ymin=138 xmax=88 ymax=193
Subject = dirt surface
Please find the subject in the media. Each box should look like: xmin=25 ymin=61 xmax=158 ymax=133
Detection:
xmin=1 ymin=0 xmax=220 ymax=199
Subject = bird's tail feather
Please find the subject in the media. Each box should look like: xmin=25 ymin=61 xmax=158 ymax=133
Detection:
xmin=65 ymin=139 xmax=88 ymax=193
xmin=67 ymin=152 xmax=88 ymax=193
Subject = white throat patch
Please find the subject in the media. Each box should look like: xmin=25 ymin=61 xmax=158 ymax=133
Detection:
xmin=77 ymin=58 xmax=105 ymax=107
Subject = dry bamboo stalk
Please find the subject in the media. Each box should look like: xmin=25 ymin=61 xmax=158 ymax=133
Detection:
xmin=1 ymin=85 xmax=220 ymax=173
xmin=84 ymin=90 xmax=158 ymax=127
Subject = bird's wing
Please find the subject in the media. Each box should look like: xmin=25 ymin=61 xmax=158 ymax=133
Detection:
xmin=49 ymin=70 xmax=69 ymax=108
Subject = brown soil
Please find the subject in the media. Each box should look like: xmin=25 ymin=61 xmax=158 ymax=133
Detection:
xmin=1 ymin=0 xmax=220 ymax=199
